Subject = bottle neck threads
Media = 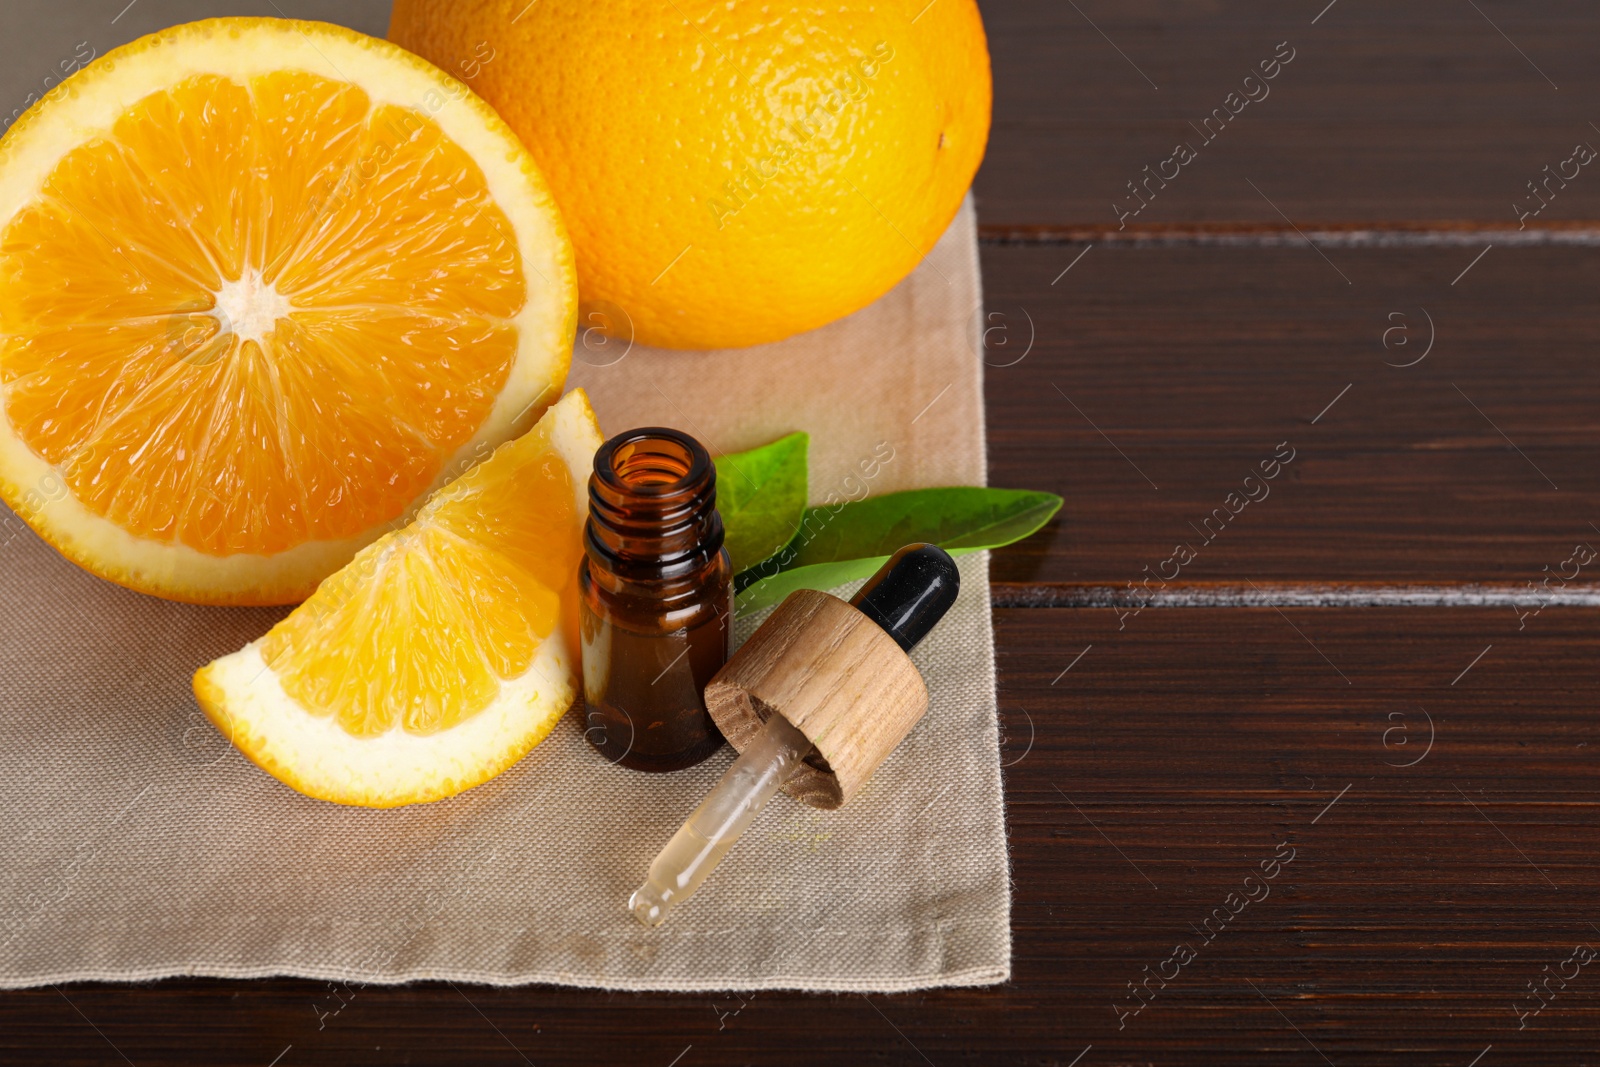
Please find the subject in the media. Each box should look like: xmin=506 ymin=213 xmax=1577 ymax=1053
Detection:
xmin=585 ymin=428 xmax=724 ymax=584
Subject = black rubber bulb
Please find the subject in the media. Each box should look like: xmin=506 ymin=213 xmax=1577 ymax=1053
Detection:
xmin=848 ymin=543 xmax=961 ymax=653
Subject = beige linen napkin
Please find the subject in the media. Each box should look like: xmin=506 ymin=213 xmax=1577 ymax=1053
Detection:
xmin=0 ymin=198 xmax=1009 ymax=992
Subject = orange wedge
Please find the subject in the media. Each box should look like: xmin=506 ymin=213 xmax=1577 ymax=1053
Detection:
xmin=195 ymin=388 xmax=601 ymax=807
xmin=0 ymin=18 xmax=576 ymax=604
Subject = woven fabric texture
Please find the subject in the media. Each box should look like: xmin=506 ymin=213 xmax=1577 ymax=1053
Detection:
xmin=0 ymin=199 xmax=1010 ymax=992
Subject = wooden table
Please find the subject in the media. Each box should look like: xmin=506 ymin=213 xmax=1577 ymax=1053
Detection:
xmin=7 ymin=0 xmax=1600 ymax=1063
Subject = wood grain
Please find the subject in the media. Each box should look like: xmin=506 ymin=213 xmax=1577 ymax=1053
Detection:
xmin=981 ymin=241 xmax=1600 ymax=595
xmin=976 ymin=0 xmax=1600 ymax=228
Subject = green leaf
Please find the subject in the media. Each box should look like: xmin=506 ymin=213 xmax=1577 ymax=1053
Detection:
xmin=734 ymin=487 xmax=1062 ymax=611
xmin=714 ymin=432 xmax=810 ymax=574
xmin=735 ymin=556 xmax=894 ymax=613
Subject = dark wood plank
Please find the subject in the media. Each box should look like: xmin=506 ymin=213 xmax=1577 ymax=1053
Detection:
xmin=6 ymin=607 xmax=1597 ymax=1066
xmin=982 ymin=240 xmax=1600 ymax=594
xmin=997 ymin=604 xmax=1600 ymax=1064
xmin=976 ymin=0 xmax=1600 ymax=227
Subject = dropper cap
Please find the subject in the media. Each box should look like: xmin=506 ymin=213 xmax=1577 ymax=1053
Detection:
xmin=704 ymin=543 xmax=959 ymax=811
xmin=850 ymin=543 xmax=961 ymax=652
xmin=629 ymin=544 xmax=959 ymax=926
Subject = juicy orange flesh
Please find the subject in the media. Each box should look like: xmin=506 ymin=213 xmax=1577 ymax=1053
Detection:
xmin=260 ymin=418 xmax=579 ymax=736
xmin=0 ymin=71 xmax=526 ymax=555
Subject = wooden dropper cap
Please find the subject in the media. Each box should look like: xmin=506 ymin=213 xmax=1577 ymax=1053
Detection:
xmin=704 ymin=544 xmax=960 ymax=810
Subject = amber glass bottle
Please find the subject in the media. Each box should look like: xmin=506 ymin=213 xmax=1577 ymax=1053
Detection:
xmin=579 ymin=428 xmax=732 ymax=772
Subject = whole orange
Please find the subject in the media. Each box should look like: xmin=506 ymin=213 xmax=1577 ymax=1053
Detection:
xmin=389 ymin=0 xmax=990 ymax=350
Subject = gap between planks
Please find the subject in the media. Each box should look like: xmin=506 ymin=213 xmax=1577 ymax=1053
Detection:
xmin=991 ymin=583 xmax=1600 ymax=609
xmin=978 ymin=220 xmax=1600 ymax=247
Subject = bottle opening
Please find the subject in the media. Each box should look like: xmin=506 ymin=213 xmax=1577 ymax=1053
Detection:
xmin=587 ymin=427 xmax=724 ymax=576
xmin=612 ymin=437 xmax=695 ymax=490
xmin=596 ymin=428 xmax=709 ymax=498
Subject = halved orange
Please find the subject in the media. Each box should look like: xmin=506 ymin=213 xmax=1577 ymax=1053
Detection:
xmin=196 ymin=388 xmax=602 ymax=807
xmin=0 ymin=18 xmax=576 ymax=604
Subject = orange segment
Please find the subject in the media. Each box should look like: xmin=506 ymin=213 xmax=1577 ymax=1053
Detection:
xmin=196 ymin=388 xmax=603 ymax=808
xmin=0 ymin=19 xmax=575 ymax=604
xmin=260 ymin=418 xmax=577 ymax=738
